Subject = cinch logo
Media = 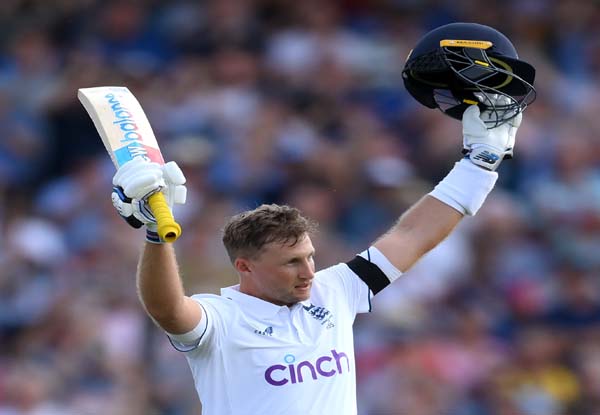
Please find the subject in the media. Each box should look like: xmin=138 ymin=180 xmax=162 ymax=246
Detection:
xmin=264 ymin=349 xmax=350 ymax=386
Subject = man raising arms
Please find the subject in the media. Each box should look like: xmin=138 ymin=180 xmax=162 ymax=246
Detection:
xmin=110 ymin=23 xmax=533 ymax=415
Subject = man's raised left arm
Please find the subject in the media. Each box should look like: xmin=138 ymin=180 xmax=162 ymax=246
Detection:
xmin=374 ymin=98 xmax=522 ymax=273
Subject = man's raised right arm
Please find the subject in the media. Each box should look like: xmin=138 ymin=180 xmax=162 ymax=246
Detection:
xmin=137 ymin=242 xmax=202 ymax=334
xmin=111 ymin=158 xmax=203 ymax=335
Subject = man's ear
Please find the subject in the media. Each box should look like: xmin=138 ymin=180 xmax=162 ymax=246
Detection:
xmin=234 ymin=257 xmax=252 ymax=275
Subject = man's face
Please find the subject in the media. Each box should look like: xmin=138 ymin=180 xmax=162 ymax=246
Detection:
xmin=237 ymin=234 xmax=316 ymax=306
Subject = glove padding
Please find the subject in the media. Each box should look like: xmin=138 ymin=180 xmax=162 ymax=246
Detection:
xmin=462 ymin=95 xmax=522 ymax=171
xmin=111 ymin=157 xmax=187 ymax=232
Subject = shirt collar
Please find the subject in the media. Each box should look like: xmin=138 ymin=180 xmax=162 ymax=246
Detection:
xmin=221 ymin=285 xmax=312 ymax=319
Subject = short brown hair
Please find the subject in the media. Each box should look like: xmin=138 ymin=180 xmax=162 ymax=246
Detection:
xmin=222 ymin=204 xmax=317 ymax=262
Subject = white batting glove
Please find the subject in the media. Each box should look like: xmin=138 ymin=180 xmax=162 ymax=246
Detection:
xmin=462 ymin=95 xmax=522 ymax=171
xmin=111 ymin=157 xmax=187 ymax=233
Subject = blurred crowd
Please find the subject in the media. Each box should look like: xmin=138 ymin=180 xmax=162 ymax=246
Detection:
xmin=1 ymin=0 xmax=600 ymax=414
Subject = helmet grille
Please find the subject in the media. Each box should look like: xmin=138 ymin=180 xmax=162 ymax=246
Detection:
xmin=404 ymin=45 xmax=536 ymax=127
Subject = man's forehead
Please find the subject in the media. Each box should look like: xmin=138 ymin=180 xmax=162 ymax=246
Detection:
xmin=263 ymin=234 xmax=314 ymax=254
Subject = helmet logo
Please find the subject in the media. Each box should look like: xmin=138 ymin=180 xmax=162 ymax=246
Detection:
xmin=440 ymin=39 xmax=493 ymax=49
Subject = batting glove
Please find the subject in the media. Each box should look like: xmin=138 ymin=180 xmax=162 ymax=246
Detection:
xmin=111 ymin=157 xmax=187 ymax=242
xmin=462 ymin=95 xmax=522 ymax=171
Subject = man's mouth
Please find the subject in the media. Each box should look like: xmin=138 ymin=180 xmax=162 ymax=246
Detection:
xmin=295 ymin=283 xmax=311 ymax=289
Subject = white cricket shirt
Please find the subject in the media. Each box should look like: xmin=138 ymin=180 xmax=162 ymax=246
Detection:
xmin=169 ymin=262 xmax=371 ymax=415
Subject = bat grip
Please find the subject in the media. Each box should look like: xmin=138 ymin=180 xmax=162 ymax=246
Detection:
xmin=147 ymin=192 xmax=182 ymax=243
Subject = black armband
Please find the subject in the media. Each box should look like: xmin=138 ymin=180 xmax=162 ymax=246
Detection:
xmin=346 ymin=256 xmax=390 ymax=295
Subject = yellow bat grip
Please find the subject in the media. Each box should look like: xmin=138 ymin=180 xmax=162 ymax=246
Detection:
xmin=147 ymin=192 xmax=182 ymax=243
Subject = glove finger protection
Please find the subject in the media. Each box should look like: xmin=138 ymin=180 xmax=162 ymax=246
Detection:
xmin=113 ymin=157 xmax=165 ymax=200
xmin=162 ymin=161 xmax=187 ymax=207
xmin=111 ymin=158 xmax=187 ymax=239
xmin=462 ymin=95 xmax=522 ymax=171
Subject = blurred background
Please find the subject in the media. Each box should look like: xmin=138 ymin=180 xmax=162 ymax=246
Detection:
xmin=1 ymin=0 xmax=600 ymax=414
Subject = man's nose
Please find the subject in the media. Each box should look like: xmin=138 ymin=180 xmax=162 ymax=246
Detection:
xmin=299 ymin=260 xmax=315 ymax=279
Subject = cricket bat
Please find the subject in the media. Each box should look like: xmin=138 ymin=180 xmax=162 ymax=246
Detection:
xmin=78 ymin=86 xmax=182 ymax=242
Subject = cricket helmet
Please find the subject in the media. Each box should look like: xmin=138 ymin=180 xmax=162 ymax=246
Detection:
xmin=402 ymin=22 xmax=536 ymax=127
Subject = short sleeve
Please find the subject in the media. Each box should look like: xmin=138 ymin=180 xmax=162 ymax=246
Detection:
xmin=167 ymin=294 xmax=234 ymax=353
xmin=315 ymin=263 xmax=372 ymax=317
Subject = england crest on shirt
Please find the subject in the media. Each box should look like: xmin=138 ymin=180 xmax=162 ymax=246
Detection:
xmin=303 ymin=303 xmax=335 ymax=329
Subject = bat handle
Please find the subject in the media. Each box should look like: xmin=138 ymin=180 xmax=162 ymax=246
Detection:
xmin=147 ymin=192 xmax=182 ymax=243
